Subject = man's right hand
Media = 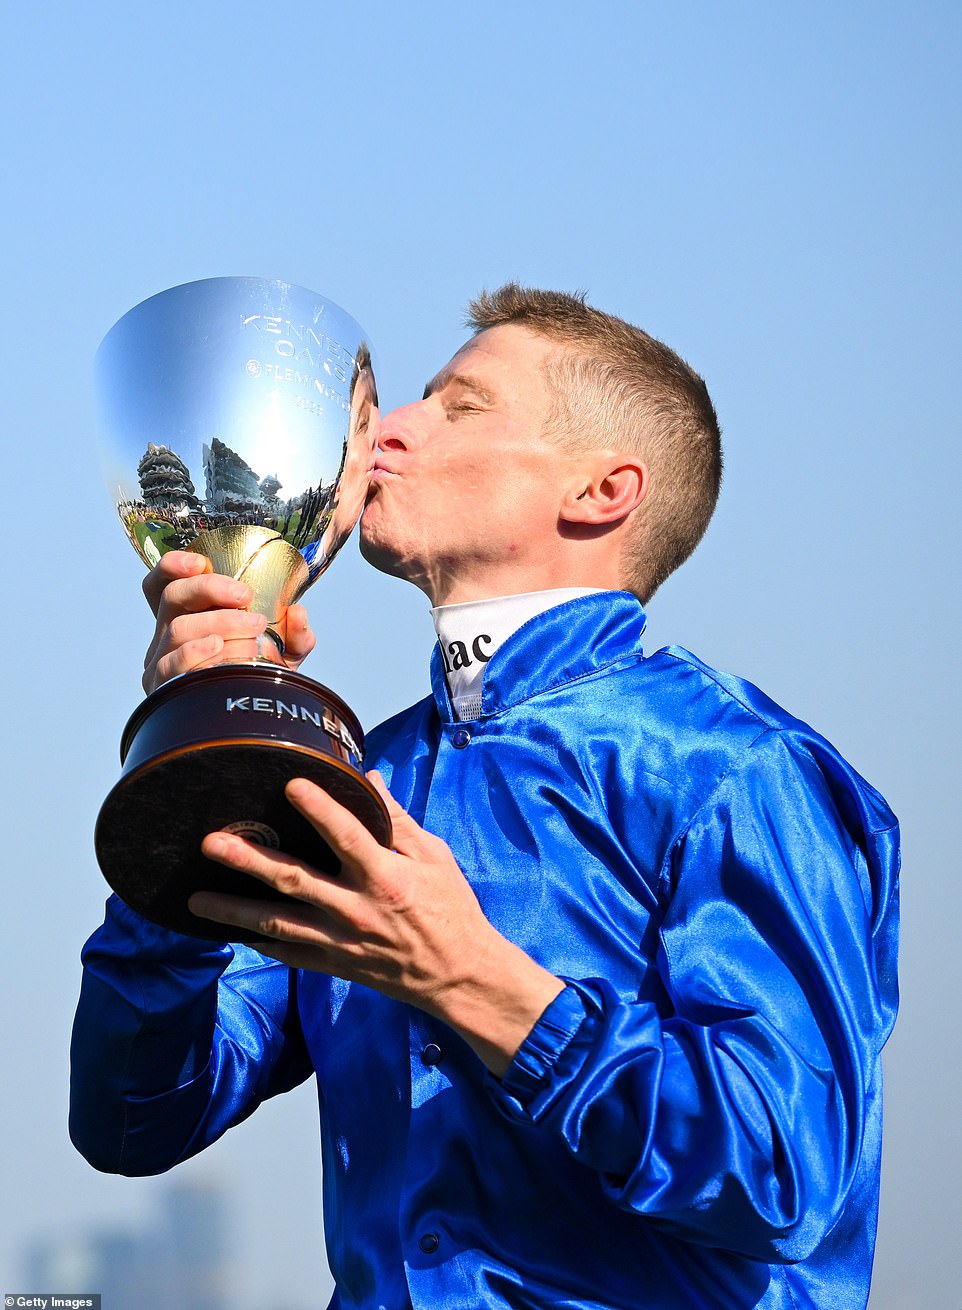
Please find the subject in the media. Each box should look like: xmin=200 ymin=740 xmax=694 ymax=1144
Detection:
xmin=142 ymin=551 xmax=317 ymax=693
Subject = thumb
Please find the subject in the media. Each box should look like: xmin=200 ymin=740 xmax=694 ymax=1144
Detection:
xmin=283 ymin=603 xmax=317 ymax=665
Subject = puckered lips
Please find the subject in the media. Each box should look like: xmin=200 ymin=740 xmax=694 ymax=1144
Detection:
xmin=365 ymin=455 xmax=401 ymax=502
xmin=369 ymin=455 xmax=402 ymax=483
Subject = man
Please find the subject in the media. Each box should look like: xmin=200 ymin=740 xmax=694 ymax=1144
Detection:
xmin=70 ymin=285 xmax=900 ymax=1309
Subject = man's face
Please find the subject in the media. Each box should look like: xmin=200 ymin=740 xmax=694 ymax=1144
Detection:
xmin=360 ymin=324 xmax=580 ymax=603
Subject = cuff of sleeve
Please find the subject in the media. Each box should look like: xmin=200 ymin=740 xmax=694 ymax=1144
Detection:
xmin=500 ymin=983 xmax=589 ymax=1104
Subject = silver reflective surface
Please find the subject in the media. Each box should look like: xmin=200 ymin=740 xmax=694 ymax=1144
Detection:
xmin=97 ymin=278 xmax=379 ymax=611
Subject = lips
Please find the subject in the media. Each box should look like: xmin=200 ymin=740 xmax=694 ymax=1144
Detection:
xmin=366 ymin=460 xmax=397 ymax=503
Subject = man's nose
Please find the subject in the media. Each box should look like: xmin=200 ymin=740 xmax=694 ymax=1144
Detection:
xmin=378 ymin=401 xmax=423 ymax=452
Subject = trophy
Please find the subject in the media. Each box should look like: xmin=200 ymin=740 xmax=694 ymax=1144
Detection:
xmin=94 ymin=277 xmax=391 ymax=940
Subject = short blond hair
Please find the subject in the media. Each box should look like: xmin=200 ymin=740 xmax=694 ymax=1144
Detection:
xmin=466 ymin=284 xmax=722 ymax=602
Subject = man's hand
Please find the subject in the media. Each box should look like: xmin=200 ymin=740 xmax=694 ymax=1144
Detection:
xmin=189 ymin=772 xmax=564 ymax=1076
xmin=142 ymin=551 xmax=316 ymax=692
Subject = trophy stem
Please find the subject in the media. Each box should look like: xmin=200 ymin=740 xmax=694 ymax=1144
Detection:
xmin=257 ymin=629 xmax=288 ymax=663
xmin=186 ymin=524 xmax=311 ymax=629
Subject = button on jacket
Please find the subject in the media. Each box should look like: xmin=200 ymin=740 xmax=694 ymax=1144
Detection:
xmin=70 ymin=592 xmax=900 ymax=1310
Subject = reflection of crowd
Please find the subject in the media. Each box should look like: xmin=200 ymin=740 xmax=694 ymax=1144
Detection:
xmin=289 ymin=481 xmax=336 ymax=548
xmin=118 ymin=483 xmax=337 ymax=558
xmin=121 ymin=499 xmax=280 ymax=533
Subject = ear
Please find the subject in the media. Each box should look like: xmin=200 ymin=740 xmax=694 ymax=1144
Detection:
xmin=560 ymin=456 xmax=649 ymax=527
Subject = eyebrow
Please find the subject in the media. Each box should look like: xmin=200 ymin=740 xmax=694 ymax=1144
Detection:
xmin=422 ymin=371 xmax=496 ymax=404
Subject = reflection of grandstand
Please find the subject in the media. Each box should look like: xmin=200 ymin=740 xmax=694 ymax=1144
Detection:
xmin=260 ymin=473 xmax=282 ymax=504
xmin=138 ymin=442 xmax=201 ymax=508
xmin=121 ymin=435 xmax=336 ymax=565
xmin=204 ymin=437 xmax=263 ymax=511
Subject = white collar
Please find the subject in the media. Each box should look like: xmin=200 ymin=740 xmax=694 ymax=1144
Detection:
xmin=431 ymin=588 xmax=601 ymax=720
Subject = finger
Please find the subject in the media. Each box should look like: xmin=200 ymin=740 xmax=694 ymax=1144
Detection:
xmin=144 ymin=610 xmax=269 ymax=690
xmin=200 ymin=830 xmax=358 ymax=919
xmin=142 ymin=551 xmax=212 ymax=614
xmin=279 ymin=603 xmax=317 ymax=668
xmin=187 ymin=886 xmax=341 ymax=954
xmin=186 ymin=891 xmax=368 ymax=976
xmin=153 ymin=574 xmax=254 ymax=629
xmin=158 ymin=607 xmax=267 ymax=659
xmin=144 ymin=577 xmax=257 ymax=672
xmin=284 ymin=777 xmax=389 ymax=880
xmin=147 ymin=634 xmax=226 ymax=690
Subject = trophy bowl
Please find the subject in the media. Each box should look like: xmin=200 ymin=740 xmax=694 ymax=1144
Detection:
xmin=94 ymin=277 xmax=391 ymax=940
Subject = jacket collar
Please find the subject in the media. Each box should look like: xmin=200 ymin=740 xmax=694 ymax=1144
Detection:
xmin=429 ymin=590 xmax=647 ymax=723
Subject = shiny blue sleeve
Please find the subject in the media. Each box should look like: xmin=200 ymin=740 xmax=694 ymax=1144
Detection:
xmin=491 ymin=729 xmax=900 ymax=1263
xmin=69 ymin=895 xmax=313 ymax=1176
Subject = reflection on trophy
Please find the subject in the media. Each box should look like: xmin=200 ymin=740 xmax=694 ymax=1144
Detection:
xmin=94 ymin=278 xmax=391 ymax=940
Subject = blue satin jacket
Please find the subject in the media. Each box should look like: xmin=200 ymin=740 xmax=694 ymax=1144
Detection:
xmin=70 ymin=593 xmax=900 ymax=1309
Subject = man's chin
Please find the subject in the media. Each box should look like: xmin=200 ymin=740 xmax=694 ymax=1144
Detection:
xmin=358 ymin=526 xmax=433 ymax=596
xmin=358 ymin=523 xmax=406 ymax=580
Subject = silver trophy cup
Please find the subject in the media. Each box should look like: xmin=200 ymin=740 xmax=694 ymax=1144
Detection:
xmin=95 ymin=277 xmax=391 ymax=939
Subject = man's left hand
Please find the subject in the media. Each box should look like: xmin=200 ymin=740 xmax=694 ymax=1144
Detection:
xmin=190 ymin=772 xmax=564 ymax=1075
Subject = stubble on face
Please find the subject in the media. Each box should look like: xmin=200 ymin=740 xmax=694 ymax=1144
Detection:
xmin=358 ymin=326 xmax=570 ymax=602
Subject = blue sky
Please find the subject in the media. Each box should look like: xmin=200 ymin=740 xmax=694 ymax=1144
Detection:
xmin=2 ymin=5 xmax=959 ymax=1306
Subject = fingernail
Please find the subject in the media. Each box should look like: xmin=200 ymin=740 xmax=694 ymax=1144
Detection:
xmin=242 ymin=611 xmax=266 ymax=628
xmin=229 ymin=583 xmax=251 ymax=602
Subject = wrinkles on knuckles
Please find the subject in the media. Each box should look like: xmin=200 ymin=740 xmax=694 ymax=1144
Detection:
xmin=204 ymin=834 xmax=319 ymax=901
xmin=147 ymin=637 xmax=221 ymax=692
xmin=255 ymin=912 xmax=318 ymax=944
xmin=271 ymin=864 xmax=312 ymax=900
xmin=166 ymin=612 xmax=195 ymax=646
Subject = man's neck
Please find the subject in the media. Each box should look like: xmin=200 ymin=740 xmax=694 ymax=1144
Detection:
xmin=426 ymin=564 xmax=621 ymax=608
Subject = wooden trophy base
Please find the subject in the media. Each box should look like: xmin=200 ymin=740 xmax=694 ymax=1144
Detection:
xmin=95 ymin=663 xmax=391 ymax=941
